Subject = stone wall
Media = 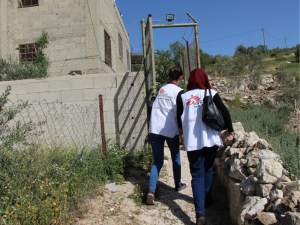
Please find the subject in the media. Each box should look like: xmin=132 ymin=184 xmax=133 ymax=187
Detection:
xmin=216 ymin=122 xmax=300 ymax=225
xmin=0 ymin=0 xmax=130 ymax=76
xmin=0 ymin=71 xmax=147 ymax=149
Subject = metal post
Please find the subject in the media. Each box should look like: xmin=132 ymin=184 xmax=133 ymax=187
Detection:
xmin=99 ymin=95 xmax=107 ymax=158
xmin=148 ymin=14 xmax=157 ymax=93
xmin=186 ymin=40 xmax=191 ymax=74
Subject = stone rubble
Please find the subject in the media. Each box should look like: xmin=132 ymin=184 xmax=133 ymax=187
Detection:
xmin=216 ymin=122 xmax=300 ymax=225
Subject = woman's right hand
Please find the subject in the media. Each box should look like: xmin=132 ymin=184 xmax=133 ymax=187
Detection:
xmin=224 ymin=133 xmax=234 ymax=145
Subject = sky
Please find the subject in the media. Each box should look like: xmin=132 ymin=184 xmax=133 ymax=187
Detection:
xmin=116 ymin=0 xmax=299 ymax=57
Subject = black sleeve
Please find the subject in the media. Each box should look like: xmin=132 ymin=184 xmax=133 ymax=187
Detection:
xmin=176 ymin=90 xmax=185 ymax=129
xmin=213 ymin=93 xmax=234 ymax=132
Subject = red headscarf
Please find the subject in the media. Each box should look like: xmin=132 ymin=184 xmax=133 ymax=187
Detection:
xmin=187 ymin=68 xmax=212 ymax=91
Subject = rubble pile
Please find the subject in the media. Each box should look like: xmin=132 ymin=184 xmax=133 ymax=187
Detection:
xmin=215 ymin=122 xmax=300 ymax=225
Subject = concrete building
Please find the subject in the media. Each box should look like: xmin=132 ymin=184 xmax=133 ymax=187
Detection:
xmin=0 ymin=0 xmax=131 ymax=76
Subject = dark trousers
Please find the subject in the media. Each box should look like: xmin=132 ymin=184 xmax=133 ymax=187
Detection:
xmin=187 ymin=145 xmax=218 ymax=215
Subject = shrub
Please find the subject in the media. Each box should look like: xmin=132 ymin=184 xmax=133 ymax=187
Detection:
xmin=295 ymin=44 xmax=300 ymax=62
xmin=229 ymin=104 xmax=299 ymax=179
xmin=0 ymin=31 xmax=50 ymax=81
xmin=271 ymin=52 xmax=279 ymax=58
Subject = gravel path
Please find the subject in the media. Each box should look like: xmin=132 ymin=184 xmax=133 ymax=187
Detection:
xmin=76 ymin=145 xmax=233 ymax=225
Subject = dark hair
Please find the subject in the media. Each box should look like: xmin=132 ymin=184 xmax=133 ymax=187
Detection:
xmin=168 ymin=67 xmax=182 ymax=81
xmin=187 ymin=68 xmax=212 ymax=91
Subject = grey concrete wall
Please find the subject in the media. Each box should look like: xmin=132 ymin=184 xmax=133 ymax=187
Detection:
xmin=0 ymin=71 xmax=148 ymax=150
xmin=0 ymin=0 xmax=130 ymax=77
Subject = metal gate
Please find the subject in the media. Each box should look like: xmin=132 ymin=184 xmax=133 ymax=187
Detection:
xmin=141 ymin=13 xmax=201 ymax=127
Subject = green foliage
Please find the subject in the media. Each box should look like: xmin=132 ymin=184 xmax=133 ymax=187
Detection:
xmin=0 ymin=87 xmax=154 ymax=224
xmin=229 ymin=104 xmax=299 ymax=179
xmin=275 ymin=63 xmax=300 ymax=104
xmin=0 ymin=31 xmax=50 ymax=81
xmin=270 ymin=52 xmax=279 ymax=58
xmin=155 ymin=49 xmax=177 ymax=84
xmin=200 ymin=49 xmax=214 ymax=70
xmin=169 ymin=41 xmax=184 ymax=63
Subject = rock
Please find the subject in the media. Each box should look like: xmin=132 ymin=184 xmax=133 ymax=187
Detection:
xmin=258 ymin=150 xmax=280 ymax=161
xmin=257 ymin=212 xmax=278 ymax=225
xmin=105 ymin=183 xmax=120 ymax=192
xmin=255 ymin=139 xmax=272 ymax=150
xmin=283 ymin=181 xmax=300 ymax=197
xmin=240 ymin=175 xmax=258 ymax=196
xmin=275 ymin=176 xmax=292 ymax=186
xmin=232 ymin=133 xmax=246 ymax=148
xmin=248 ymin=157 xmax=260 ymax=168
xmin=256 ymin=184 xmax=273 ymax=197
xmin=266 ymin=97 xmax=276 ymax=105
xmin=243 ymin=132 xmax=260 ymax=147
xmin=233 ymin=122 xmax=246 ymax=133
xmin=267 ymin=86 xmax=275 ymax=91
xmin=229 ymin=178 xmax=247 ymax=225
xmin=281 ymin=191 xmax=300 ymax=211
xmin=245 ymin=197 xmax=268 ymax=220
xmin=224 ymin=97 xmax=235 ymax=101
xmin=248 ymin=167 xmax=257 ymax=175
xmin=246 ymin=149 xmax=260 ymax=159
xmin=257 ymin=159 xmax=283 ymax=184
xmin=285 ymin=212 xmax=300 ymax=225
xmin=270 ymin=189 xmax=284 ymax=202
xmin=239 ymin=196 xmax=262 ymax=225
xmin=241 ymin=159 xmax=248 ymax=166
xmin=273 ymin=199 xmax=288 ymax=215
xmin=226 ymin=147 xmax=246 ymax=156
xmin=229 ymin=167 xmax=248 ymax=181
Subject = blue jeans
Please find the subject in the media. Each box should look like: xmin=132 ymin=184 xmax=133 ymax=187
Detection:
xmin=187 ymin=145 xmax=218 ymax=215
xmin=148 ymin=133 xmax=182 ymax=191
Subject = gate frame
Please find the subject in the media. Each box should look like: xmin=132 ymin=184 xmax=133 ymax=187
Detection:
xmin=141 ymin=13 xmax=201 ymax=128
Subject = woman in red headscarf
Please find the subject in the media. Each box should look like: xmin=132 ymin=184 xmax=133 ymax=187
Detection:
xmin=177 ymin=68 xmax=234 ymax=225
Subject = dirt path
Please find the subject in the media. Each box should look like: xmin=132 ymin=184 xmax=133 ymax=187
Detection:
xmin=75 ymin=146 xmax=233 ymax=225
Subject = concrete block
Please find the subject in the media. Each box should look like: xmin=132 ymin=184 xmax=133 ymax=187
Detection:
xmin=27 ymin=81 xmax=50 ymax=93
xmin=83 ymin=89 xmax=105 ymax=101
xmin=70 ymin=77 xmax=93 ymax=90
xmin=105 ymin=87 xmax=119 ymax=100
xmin=18 ymin=93 xmax=40 ymax=103
xmin=8 ymin=83 xmax=28 ymax=95
xmin=40 ymin=91 xmax=61 ymax=103
xmin=93 ymin=75 xmax=117 ymax=89
xmin=39 ymin=4 xmax=49 ymax=10
xmin=63 ymin=100 xmax=94 ymax=108
xmin=103 ymin=100 xmax=115 ymax=111
xmin=49 ymin=79 xmax=72 ymax=91
xmin=33 ymin=21 xmax=43 ymax=27
xmin=61 ymin=89 xmax=84 ymax=102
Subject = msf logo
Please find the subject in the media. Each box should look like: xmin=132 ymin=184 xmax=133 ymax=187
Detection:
xmin=160 ymin=89 xmax=165 ymax=93
xmin=186 ymin=95 xmax=201 ymax=106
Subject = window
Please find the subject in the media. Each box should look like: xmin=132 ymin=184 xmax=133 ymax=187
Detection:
xmin=19 ymin=44 xmax=38 ymax=62
xmin=127 ymin=50 xmax=130 ymax=68
xmin=104 ymin=30 xmax=112 ymax=67
xmin=19 ymin=0 xmax=39 ymax=8
xmin=118 ymin=34 xmax=123 ymax=59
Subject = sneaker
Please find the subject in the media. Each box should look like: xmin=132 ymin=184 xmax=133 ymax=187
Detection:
xmin=147 ymin=189 xmax=155 ymax=205
xmin=175 ymin=183 xmax=187 ymax=192
xmin=196 ymin=213 xmax=205 ymax=225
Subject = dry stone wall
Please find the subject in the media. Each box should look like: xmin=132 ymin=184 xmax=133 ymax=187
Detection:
xmin=215 ymin=122 xmax=300 ymax=225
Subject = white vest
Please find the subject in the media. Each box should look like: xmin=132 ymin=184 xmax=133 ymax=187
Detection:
xmin=181 ymin=89 xmax=223 ymax=151
xmin=149 ymin=84 xmax=183 ymax=138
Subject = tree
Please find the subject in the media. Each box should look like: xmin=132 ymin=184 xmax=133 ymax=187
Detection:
xmin=155 ymin=49 xmax=176 ymax=84
xmin=169 ymin=41 xmax=184 ymax=64
xmin=200 ymin=49 xmax=213 ymax=70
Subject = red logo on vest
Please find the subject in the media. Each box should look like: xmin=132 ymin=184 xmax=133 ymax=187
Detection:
xmin=160 ymin=89 xmax=165 ymax=93
xmin=186 ymin=95 xmax=201 ymax=106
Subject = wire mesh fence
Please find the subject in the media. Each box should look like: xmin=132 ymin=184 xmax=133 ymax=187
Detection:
xmin=180 ymin=38 xmax=198 ymax=82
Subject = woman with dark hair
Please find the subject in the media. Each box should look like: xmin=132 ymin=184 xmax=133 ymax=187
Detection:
xmin=178 ymin=68 xmax=234 ymax=225
xmin=147 ymin=67 xmax=187 ymax=205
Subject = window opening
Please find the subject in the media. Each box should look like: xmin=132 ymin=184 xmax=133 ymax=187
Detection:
xmin=118 ymin=34 xmax=123 ymax=59
xmin=19 ymin=0 xmax=39 ymax=8
xmin=104 ymin=30 xmax=112 ymax=67
xmin=19 ymin=44 xmax=38 ymax=62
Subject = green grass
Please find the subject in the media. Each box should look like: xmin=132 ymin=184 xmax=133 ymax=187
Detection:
xmin=229 ymin=104 xmax=300 ymax=179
